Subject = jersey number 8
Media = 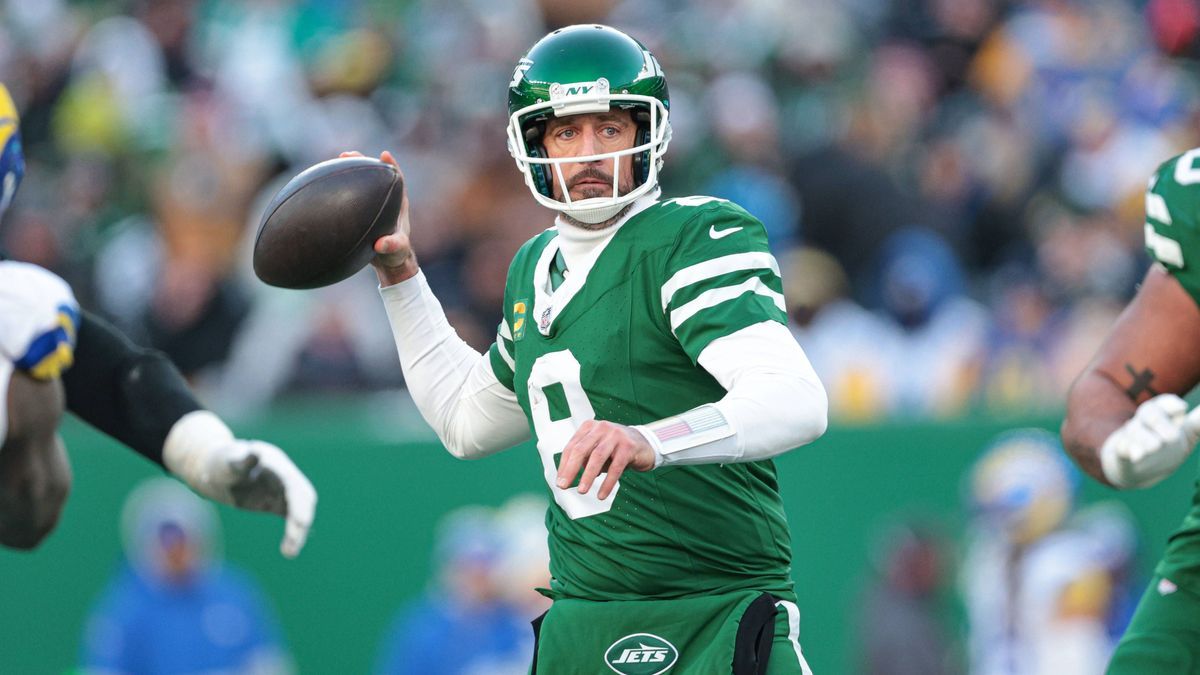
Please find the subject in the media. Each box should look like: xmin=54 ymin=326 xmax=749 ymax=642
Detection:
xmin=528 ymin=350 xmax=621 ymax=520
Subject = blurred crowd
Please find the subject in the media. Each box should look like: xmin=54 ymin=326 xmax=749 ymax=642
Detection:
xmin=3 ymin=0 xmax=1198 ymax=421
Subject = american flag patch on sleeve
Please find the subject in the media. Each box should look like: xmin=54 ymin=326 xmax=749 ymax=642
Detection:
xmin=647 ymin=404 xmax=735 ymax=456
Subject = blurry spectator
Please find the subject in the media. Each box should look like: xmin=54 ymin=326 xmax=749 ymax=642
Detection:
xmin=961 ymin=430 xmax=1137 ymax=675
xmin=787 ymin=131 xmax=914 ymax=299
xmin=888 ymin=0 xmax=1001 ymax=96
xmin=976 ymin=264 xmax=1064 ymax=412
xmin=374 ymin=495 xmax=549 ymax=675
xmin=1031 ymin=205 xmax=1139 ymax=305
xmin=977 ymin=262 xmax=1125 ymax=413
xmin=202 ymin=265 xmax=402 ymax=415
xmin=857 ymin=519 xmax=960 ymax=675
xmin=1046 ymin=295 xmax=1124 ymax=398
xmin=701 ymin=71 xmax=800 ymax=250
xmin=92 ymin=147 xmax=256 ymax=378
xmin=785 ymin=246 xmax=898 ymax=422
xmin=874 ymin=228 xmax=988 ymax=417
xmin=1147 ymin=0 xmax=1200 ymax=57
xmin=197 ymin=175 xmax=406 ymax=417
xmin=79 ymin=478 xmax=291 ymax=674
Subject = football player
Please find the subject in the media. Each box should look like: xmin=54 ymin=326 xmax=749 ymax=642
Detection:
xmin=1062 ymin=148 xmax=1200 ymax=671
xmin=962 ymin=430 xmax=1127 ymax=675
xmin=358 ymin=25 xmax=827 ymax=673
xmin=0 ymin=261 xmax=75 ymax=549
xmin=0 ymin=84 xmax=315 ymax=557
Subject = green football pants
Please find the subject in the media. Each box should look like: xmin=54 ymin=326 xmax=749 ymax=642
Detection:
xmin=767 ymin=600 xmax=815 ymax=675
xmin=532 ymin=592 xmax=813 ymax=674
xmin=1108 ymin=576 xmax=1200 ymax=675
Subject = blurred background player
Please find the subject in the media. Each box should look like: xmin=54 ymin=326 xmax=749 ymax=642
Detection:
xmin=373 ymin=496 xmax=549 ymax=675
xmin=962 ymin=429 xmax=1136 ymax=675
xmin=79 ymin=477 xmax=293 ymax=674
xmin=1062 ymin=147 xmax=1200 ymax=672
xmin=363 ymin=23 xmax=827 ymax=673
xmin=856 ymin=518 xmax=959 ymax=675
xmin=0 ymin=82 xmax=316 ymax=557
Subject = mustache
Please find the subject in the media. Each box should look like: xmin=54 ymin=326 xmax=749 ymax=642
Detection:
xmin=568 ymin=168 xmax=615 ymax=189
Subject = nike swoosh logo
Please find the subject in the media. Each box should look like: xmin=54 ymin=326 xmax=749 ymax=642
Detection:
xmin=709 ymin=224 xmax=743 ymax=239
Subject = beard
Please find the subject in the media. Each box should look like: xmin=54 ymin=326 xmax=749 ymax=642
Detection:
xmin=553 ymin=165 xmax=637 ymax=230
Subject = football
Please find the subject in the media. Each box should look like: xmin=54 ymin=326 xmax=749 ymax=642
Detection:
xmin=253 ymin=156 xmax=403 ymax=289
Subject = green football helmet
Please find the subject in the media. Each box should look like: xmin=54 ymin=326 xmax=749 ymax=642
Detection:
xmin=507 ymin=24 xmax=671 ymax=224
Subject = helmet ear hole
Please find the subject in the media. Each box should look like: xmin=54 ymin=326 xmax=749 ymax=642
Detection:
xmin=523 ymin=122 xmax=553 ymax=198
xmin=630 ymin=108 xmax=651 ymax=187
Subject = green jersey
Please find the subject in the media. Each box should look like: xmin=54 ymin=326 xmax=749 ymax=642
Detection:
xmin=486 ymin=196 xmax=795 ymax=602
xmin=1145 ymin=149 xmax=1200 ymax=303
xmin=1143 ymin=149 xmax=1200 ymax=592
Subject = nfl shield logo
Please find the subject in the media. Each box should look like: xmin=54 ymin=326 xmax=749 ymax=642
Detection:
xmin=539 ymin=307 xmax=552 ymax=332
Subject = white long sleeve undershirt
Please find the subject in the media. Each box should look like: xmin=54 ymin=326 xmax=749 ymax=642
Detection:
xmin=379 ymin=269 xmax=827 ymax=464
xmin=663 ymin=319 xmax=827 ymax=465
xmin=379 ymin=272 xmax=529 ymax=459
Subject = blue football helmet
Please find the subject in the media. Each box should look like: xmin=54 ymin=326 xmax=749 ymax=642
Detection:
xmin=0 ymin=83 xmax=25 ymax=219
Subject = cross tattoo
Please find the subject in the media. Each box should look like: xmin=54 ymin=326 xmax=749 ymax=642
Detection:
xmin=1124 ymin=364 xmax=1159 ymax=401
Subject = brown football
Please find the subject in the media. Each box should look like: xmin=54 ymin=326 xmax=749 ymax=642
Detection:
xmin=253 ymin=156 xmax=402 ymax=289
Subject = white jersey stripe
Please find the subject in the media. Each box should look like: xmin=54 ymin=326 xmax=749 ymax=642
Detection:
xmin=660 ymin=252 xmax=780 ymax=311
xmin=777 ymin=600 xmax=814 ymax=675
xmin=669 ymin=278 xmax=785 ymax=332
xmin=1145 ymin=223 xmax=1184 ymax=267
xmin=498 ymin=320 xmax=513 ymax=341
xmin=495 ymin=335 xmax=515 ymax=371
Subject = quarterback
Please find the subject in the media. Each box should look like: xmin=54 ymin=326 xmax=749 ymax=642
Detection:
xmin=0 ymin=84 xmax=315 ymax=556
xmin=364 ymin=25 xmax=827 ymax=673
xmin=1062 ymin=148 xmax=1200 ymax=672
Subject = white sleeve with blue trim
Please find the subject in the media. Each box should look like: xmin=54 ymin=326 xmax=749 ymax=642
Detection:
xmin=0 ymin=261 xmax=79 ymax=381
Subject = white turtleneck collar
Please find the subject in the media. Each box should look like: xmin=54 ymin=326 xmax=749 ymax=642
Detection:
xmin=552 ymin=189 xmax=661 ymax=274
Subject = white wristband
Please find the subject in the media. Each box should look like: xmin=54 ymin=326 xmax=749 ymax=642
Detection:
xmin=163 ymin=410 xmax=235 ymax=481
xmin=635 ymin=404 xmax=738 ymax=468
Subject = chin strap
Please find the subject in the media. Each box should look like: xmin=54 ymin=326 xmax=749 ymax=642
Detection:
xmin=558 ymin=200 xmax=630 ymax=225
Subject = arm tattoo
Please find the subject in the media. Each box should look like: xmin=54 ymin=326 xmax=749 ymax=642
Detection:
xmin=1124 ymin=364 xmax=1160 ymax=401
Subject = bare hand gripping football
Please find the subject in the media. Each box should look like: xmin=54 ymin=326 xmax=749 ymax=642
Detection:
xmin=339 ymin=151 xmax=419 ymax=286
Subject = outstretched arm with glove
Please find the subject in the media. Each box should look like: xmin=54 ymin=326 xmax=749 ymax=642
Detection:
xmin=62 ymin=310 xmax=317 ymax=557
xmin=1063 ymin=265 xmax=1200 ymax=489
